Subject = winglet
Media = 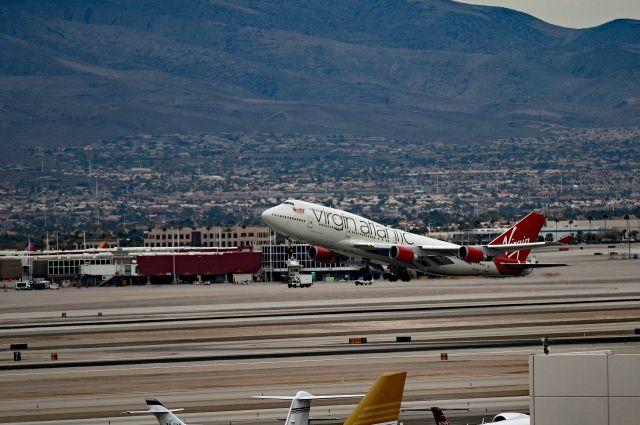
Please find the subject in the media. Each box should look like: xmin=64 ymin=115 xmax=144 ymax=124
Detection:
xmin=344 ymin=372 xmax=406 ymax=425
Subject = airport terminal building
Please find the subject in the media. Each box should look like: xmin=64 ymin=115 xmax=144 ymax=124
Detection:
xmin=261 ymin=243 xmax=359 ymax=281
xmin=0 ymin=242 xmax=358 ymax=286
xmin=0 ymin=246 xmax=262 ymax=286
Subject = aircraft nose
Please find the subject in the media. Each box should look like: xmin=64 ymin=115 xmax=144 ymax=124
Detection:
xmin=261 ymin=207 xmax=275 ymax=226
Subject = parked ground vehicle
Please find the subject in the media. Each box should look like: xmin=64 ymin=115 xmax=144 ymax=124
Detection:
xmin=355 ymin=279 xmax=373 ymax=286
xmin=288 ymin=275 xmax=313 ymax=288
xmin=15 ymin=281 xmax=31 ymax=290
xmin=30 ymin=279 xmax=51 ymax=290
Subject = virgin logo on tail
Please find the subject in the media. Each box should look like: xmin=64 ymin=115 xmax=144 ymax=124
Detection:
xmin=489 ymin=212 xmax=546 ymax=262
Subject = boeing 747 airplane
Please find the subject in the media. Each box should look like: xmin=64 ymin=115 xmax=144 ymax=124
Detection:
xmin=262 ymin=200 xmax=567 ymax=280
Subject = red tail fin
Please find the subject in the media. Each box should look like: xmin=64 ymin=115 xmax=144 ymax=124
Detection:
xmin=430 ymin=407 xmax=450 ymax=425
xmin=489 ymin=212 xmax=546 ymax=261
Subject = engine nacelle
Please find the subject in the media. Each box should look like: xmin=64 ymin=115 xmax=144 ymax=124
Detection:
xmin=308 ymin=246 xmax=336 ymax=263
xmin=389 ymin=245 xmax=417 ymax=264
xmin=492 ymin=413 xmax=529 ymax=422
xmin=458 ymin=246 xmax=487 ymax=263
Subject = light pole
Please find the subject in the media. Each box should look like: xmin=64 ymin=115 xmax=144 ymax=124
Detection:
xmin=587 ymin=215 xmax=592 ymax=244
xmin=603 ymin=214 xmax=608 ymax=241
xmin=625 ymin=214 xmax=630 ymax=258
xmin=172 ymin=253 xmax=177 ymax=285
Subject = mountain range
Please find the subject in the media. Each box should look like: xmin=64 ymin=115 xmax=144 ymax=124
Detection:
xmin=1 ymin=0 xmax=639 ymax=153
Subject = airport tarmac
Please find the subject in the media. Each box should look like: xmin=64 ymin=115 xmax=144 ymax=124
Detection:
xmin=1 ymin=247 xmax=639 ymax=425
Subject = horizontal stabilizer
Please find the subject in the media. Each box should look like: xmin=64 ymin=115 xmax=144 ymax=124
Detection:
xmin=502 ymin=262 xmax=568 ymax=269
xmin=254 ymin=394 xmax=364 ymax=401
xmin=124 ymin=408 xmax=185 ymax=414
xmin=487 ymin=242 xmax=546 ymax=251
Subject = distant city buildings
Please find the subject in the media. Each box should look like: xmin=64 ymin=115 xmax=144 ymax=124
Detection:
xmin=1 ymin=129 xmax=638 ymax=249
xmin=144 ymin=225 xmax=272 ymax=248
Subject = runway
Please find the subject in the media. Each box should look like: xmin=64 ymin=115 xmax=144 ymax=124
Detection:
xmin=1 ymin=247 xmax=639 ymax=424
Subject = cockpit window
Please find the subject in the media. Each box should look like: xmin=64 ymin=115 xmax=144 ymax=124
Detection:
xmin=283 ymin=201 xmax=294 ymax=205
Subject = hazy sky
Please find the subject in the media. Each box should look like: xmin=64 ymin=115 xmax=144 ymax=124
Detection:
xmin=455 ymin=0 xmax=640 ymax=28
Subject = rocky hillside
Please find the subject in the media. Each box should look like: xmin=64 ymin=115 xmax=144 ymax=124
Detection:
xmin=1 ymin=0 xmax=639 ymax=151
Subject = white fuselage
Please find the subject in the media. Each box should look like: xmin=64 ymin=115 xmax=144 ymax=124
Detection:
xmin=262 ymin=200 xmax=516 ymax=277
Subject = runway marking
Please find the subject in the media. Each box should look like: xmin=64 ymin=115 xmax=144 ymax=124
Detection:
xmin=1 ymin=345 xmax=622 ymax=378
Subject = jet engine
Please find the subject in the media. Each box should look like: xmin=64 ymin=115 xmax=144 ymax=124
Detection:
xmin=492 ymin=413 xmax=529 ymax=422
xmin=308 ymin=246 xmax=336 ymax=263
xmin=458 ymin=246 xmax=487 ymax=263
xmin=389 ymin=245 xmax=417 ymax=264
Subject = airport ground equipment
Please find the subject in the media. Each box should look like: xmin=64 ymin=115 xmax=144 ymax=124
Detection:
xmin=286 ymin=257 xmax=313 ymax=287
xmin=288 ymin=274 xmax=313 ymax=288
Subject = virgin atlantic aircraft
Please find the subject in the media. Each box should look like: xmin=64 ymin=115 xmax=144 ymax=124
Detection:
xmin=261 ymin=200 xmax=568 ymax=281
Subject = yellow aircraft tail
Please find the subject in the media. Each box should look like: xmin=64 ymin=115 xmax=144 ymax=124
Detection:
xmin=344 ymin=372 xmax=406 ymax=425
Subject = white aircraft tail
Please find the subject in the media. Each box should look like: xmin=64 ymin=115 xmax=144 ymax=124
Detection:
xmin=254 ymin=390 xmax=365 ymax=425
xmin=124 ymin=399 xmax=187 ymax=425
xmin=256 ymin=372 xmax=406 ymax=425
xmin=285 ymin=391 xmax=312 ymax=425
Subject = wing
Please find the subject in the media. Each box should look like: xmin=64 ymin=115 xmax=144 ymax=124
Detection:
xmin=349 ymin=240 xmax=565 ymax=261
xmin=350 ymin=241 xmax=459 ymax=256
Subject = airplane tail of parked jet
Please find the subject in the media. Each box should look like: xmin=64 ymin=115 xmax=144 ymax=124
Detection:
xmin=488 ymin=212 xmax=547 ymax=262
xmin=124 ymin=399 xmax=187 ymax=425
xmin=557 ymin=235 xmax=574 ymax=244
xmin=254 ymin=390 xmax=364 ymax=425
xmin=344 ymin=371 xmax=406 ymax=425
xmin=430 ymin=407 xmax=451 ymax=425
xmin=284 ymin=392 xmax=312 ymax=425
